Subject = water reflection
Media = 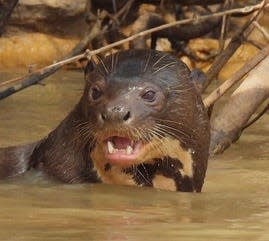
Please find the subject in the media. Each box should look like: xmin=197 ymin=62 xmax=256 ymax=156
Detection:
xmin=0 ymin=71 xmax=269 ymax=240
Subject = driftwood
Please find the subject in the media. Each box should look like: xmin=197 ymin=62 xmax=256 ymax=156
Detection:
xmin=0 ymin=0 xmax=18 ymax=36
xmin=210 ymin=54 xmax=269 ymax=155
xmin=130 ymin=11 xmax=221 ymax=49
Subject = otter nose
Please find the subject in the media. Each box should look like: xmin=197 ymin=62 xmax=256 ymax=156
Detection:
xmin=101 ymin=106 xmax=131 ymax=123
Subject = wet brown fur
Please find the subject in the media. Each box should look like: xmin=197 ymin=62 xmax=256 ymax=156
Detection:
xmin=0 ymin=49 xmax=210 ymax=192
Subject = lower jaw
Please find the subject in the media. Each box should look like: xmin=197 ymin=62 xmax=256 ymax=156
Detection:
xmin=102 ymin=140 xmax=147 ymax=167
xmin=104 ymin=153 xmax=141 ymax=167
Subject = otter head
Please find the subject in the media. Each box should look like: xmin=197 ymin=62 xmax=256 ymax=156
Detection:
xmin=79 ymin=49 xmax=210 ymax=191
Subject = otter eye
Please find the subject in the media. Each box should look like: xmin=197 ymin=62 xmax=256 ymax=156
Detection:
xmin=90 ymin=86 xmax=103 ymax=100
xmin=142 ymin=90 xmax=156 ymax=102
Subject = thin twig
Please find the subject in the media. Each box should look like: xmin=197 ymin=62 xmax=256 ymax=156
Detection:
xmin=115 ymin=0 xmax=135 ymax=22
xmin=219 ymin=0 xmax=230 ymax=52
xmin=203 ymin=44 xmax=269 ymax=108
xmin=253 ymin=20 xmax=269 ymax=42
xmin=246 ymin=39 xmax=263 ymax=50
xmin=0 ymin=76 xmax=23 ymax=88
xmin=219 ymin=14 xmax=227 ymax=51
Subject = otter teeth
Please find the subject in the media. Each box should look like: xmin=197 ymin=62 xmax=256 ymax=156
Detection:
xmin=107 ymin=140 xmax=134 ymax=155
xmin=126 ymin=145 xmax=133 ymax=155
xmin=107 ymin=141 xmax=114 ymax=154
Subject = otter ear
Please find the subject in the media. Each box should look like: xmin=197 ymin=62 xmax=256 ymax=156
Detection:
xmin=84 ymin=54 xmax=108 ymax=82
xmin=190 ymin=68 xmax=207 ymax=94
xmin=84 ymin=59 xmax=98 ymax=82
xmin=84 ymin=59 xmax=97 ymax=75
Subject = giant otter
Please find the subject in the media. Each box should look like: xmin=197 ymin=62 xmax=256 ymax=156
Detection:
xmin=0 ymin=49 xmax=210 ymax=192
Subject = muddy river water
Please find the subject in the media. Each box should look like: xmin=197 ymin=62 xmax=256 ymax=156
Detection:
xmin=0 ymin=70 xmax=268 ymax=241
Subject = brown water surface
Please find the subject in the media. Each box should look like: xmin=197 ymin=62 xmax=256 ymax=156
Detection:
xmin=0 ymin=71 xmax=268 ymax=241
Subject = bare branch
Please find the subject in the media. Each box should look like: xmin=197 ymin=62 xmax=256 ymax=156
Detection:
xmin=203 ymin=0 xmax=267 ymax=91
xmin=0 ymin=2 xmax=267 ymax=100
xmin=210 ymin=55 xmax=269 ymax=155
xmin=25 ymin=3 xmax=269 ymax=71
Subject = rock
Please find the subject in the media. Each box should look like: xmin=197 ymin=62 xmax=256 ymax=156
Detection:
xmin=9 ymin=0 xmax=87 ymax=36
xmin=0 ymin=33 xmax=79 ymax=70
xmin=13 ymin=0 xmax=87 ymax=18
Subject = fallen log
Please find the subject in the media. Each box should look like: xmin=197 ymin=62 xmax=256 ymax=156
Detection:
xmin=210 ymin=53 xmax=269 ymax=155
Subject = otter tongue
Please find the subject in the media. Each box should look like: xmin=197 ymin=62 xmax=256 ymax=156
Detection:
xmin=112 ymin=136 xmax=132 ymax=149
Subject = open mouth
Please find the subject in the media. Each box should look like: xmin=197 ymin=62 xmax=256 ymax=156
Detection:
xmin=103 ymin=136 xmax=144 ymax=166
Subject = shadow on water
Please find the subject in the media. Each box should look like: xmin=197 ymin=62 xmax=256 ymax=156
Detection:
xmin=0 ymin=71 xmax=269 ymax=241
